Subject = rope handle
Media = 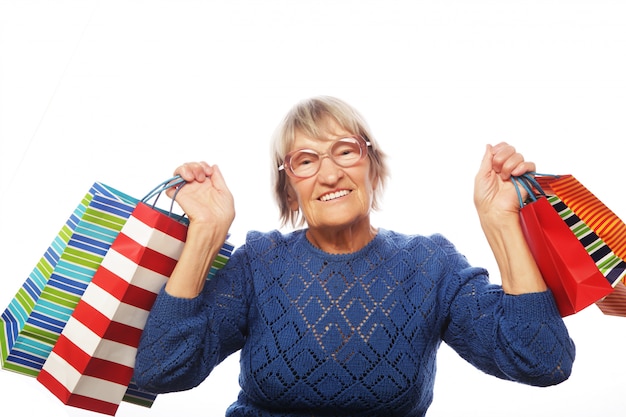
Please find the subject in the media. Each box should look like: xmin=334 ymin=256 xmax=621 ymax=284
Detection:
xmin=511 ymin=172 xmax=560 ymax=207
xmin=141 ymin=175 xmax=187 ymax=217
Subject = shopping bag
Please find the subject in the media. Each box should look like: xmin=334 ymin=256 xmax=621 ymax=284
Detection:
xmin=547 ymin=195 xmax=626 ymax=287
xmin=513 ymin=175 xmax=614 ymax=316
xmin=37 ymin=177 xmax=234 ymax=415
xmin=1 ymin=182 xmax=138 ymax=376
xmin=534 ymin=174 xmax=626 ymax=315
xmin=596 ymin=282 xmax=626 ymax=317
xmin=1 ymin=187 xmax=89 ymax=372
xmin=534 ymin=174 xmax=626 ymax=264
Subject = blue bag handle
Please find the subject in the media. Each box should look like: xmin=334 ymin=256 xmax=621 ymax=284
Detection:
xmin=511 ymin=172 xmax=559 ymax=207
xmin=141 ymin=175 xmax=187 ymax=217
xmin=511 ymin=176 xmax=536 ymax=207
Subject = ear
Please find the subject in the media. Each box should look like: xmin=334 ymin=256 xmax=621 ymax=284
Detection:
xmin=286 ymin=184 xmax=300 ymax=211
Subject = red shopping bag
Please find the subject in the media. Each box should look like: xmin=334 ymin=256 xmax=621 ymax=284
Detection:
xmin=36 ymin=177 xmax=234 ymax=415
xmin=514 ymin=176 xmax=613 ymax=316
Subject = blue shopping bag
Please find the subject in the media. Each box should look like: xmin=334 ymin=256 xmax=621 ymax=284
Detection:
xmin=1 ymin=182 xmax=138 ymax=376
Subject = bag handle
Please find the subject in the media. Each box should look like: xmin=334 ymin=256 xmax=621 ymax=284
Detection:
xmin=512 ymin=176 xmax=535 ymax=207
xmin=511 ymin=172 xmax=555 ymax=207
xmin=141 ymin=175 xmax=187 ymax=217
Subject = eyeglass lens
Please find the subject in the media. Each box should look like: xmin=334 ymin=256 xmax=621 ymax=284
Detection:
xmin=288 ymin=138 xmax=365 ymax=178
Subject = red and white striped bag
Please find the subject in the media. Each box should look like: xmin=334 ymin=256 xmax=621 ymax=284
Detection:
xmin=36 ymin=178 xmax=233 ymax=415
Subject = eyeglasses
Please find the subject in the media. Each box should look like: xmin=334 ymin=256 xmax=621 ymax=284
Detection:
xmin=278 ymin=136 xmax=372 ymax=179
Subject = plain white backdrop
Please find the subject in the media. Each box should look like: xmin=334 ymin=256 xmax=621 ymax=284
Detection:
xmin=1 ymin=1 xmax=625 ymax=416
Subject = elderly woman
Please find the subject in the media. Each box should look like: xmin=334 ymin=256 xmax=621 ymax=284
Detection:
xmin=134 ymin=96 xmax=575 ymax=416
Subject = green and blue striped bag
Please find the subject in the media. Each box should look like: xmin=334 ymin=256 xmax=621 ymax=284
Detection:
xmin=548 ymin=195 xmax=626 ymax=287
xmin=0 ymin=182 xmax=138 ymax=376
xmin=1 ymin=188 xmax=91 ymax=370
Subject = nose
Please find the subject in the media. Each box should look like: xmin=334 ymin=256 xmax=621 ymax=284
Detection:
xmin=316 ymin=155 xmax=343 ymax=183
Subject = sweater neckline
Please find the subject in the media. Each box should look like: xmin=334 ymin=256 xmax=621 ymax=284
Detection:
xmin=297 ymin=228 xmax=388 ymax=261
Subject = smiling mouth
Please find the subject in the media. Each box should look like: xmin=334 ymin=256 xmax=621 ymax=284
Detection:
xmin=319 ymin=190 xmax=351 ymax=202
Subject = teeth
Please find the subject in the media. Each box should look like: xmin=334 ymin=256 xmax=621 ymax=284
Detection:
xmin=320 ymin=190 xmax=350 ymax=201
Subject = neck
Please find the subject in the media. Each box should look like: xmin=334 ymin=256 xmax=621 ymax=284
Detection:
xmin=306 ymin=223 xmax=378 ymax=254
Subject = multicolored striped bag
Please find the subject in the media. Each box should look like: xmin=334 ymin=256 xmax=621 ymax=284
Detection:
xmin=535 ymin=174 xmax=626 ymax=264
xmin=1 ymin=182 xmax=137 ymax=376
xmin=534 ymin=174 xmax=626 ymax=317
xmin=596 ymin=282 xmax=626 ymax=317
xmin=547 ymin=195 xmax=626 ymax=287
xmin=37 ymin=177 xmax=234 ymax=415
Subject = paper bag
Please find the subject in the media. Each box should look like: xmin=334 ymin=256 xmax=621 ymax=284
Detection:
xmin=38 ymin=179 xmax=234 ymax=415
xmin=1 ymin=183 xmax=137 ymax=375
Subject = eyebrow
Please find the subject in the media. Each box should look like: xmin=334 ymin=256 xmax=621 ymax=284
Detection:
xmin=293 ymin=134 xmax=355 ymax=147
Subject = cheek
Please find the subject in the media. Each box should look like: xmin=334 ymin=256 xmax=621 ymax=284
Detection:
xmin=287 ymin=180 xmax=312 ymax=209
xmin=366 ymin=170 xmax=378 ymax=194
xmin=356 ymin=174 xmax=376 ymax=209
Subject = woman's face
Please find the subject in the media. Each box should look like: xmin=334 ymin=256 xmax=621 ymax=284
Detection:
xmin=285 ymin=119 xmax=377 ymax=232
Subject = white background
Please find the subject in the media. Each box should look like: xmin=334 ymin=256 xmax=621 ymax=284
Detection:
xmin=1 ymin=1 xmax=625 ymax=416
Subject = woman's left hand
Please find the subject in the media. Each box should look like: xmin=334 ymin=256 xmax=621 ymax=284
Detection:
xmin=473 ymin=142 xmax=536 ymax=224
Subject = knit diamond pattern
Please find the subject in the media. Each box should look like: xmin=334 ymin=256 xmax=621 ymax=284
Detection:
xmin=234 ymin=230 xmax=440 ymax=416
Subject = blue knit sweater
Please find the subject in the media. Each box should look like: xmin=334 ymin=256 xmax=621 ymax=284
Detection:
xmin=134 ymin=229 xmax=575 ymax=416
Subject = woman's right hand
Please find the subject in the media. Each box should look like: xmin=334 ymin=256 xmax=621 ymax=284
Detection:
xmin=166 ymin=161 xmax=235 ymax=231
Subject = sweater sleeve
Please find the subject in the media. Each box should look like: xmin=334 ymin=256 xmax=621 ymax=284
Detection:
xmin=435 ymin=234 xmax=576 ymax=387
xmin=133 ymin=245 xmax=250 ymax=393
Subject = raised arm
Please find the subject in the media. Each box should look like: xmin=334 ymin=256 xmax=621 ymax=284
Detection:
xmin=164 ymin=161 xmax=235 ymax=298
xmin=473 ymin=143 xmax=547 ymax=295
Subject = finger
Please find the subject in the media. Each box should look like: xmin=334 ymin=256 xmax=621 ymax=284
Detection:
xmin=198 ymin=161 xmax=213 ymax=176
xmin=490 ymin=144 xmax=516 ymax=174
xmin=495 ymin=147 xmax=536 ymax=179
xmin=174 ymin=162 xmax=211 ymax=182
xmin=208 ymin=164 xmax=229 ymax=190
xmin=477 ymin=144 xmax=494 ymax=177
xmin=173 ymin=164 xmax=196 ymax=182
xmin=490 ymin=141 xmax=511 ymax=153
xmin=492 ymin=143 xmax=535 ymax=180
xmin=510 ymin=161 xmax=536 ymax=177
xmin=498 ymin=152 xmax=525 ymax=180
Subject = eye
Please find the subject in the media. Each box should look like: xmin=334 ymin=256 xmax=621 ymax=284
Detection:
xmin=290 ymin=150 xmax=319 ymax=168
xmin=332 ymin=140 xmax=361 ymax=162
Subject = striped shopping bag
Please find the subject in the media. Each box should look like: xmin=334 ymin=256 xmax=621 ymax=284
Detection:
xmin=596 ymin=282 xmax=626 ymax=316
xmin=1 ymin=182 xmax=137 ymax=376
xmin=547 ymin=195 xmax=626 ymax=287
xmin=534 ymin=174 xmax=626 ymax=316
xmin=535 ymin=174 xmax=626 ymax=261
xmin=37 ymin=177 xmax=234 ymax=415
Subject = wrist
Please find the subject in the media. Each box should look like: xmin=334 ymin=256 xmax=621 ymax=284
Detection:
xmin=478 ymin=209 xmax=519 ymax=232
xmin=479 ymin=211 xmax=548 ymax=295
xmin=164 ymin=221 xmax=231 ymax=299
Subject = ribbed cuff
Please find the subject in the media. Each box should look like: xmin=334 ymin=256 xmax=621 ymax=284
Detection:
xmin=502 ymin=290 xmax=562 ymax=321
xmin=150 ymin=287 xmax=205 ymax=322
